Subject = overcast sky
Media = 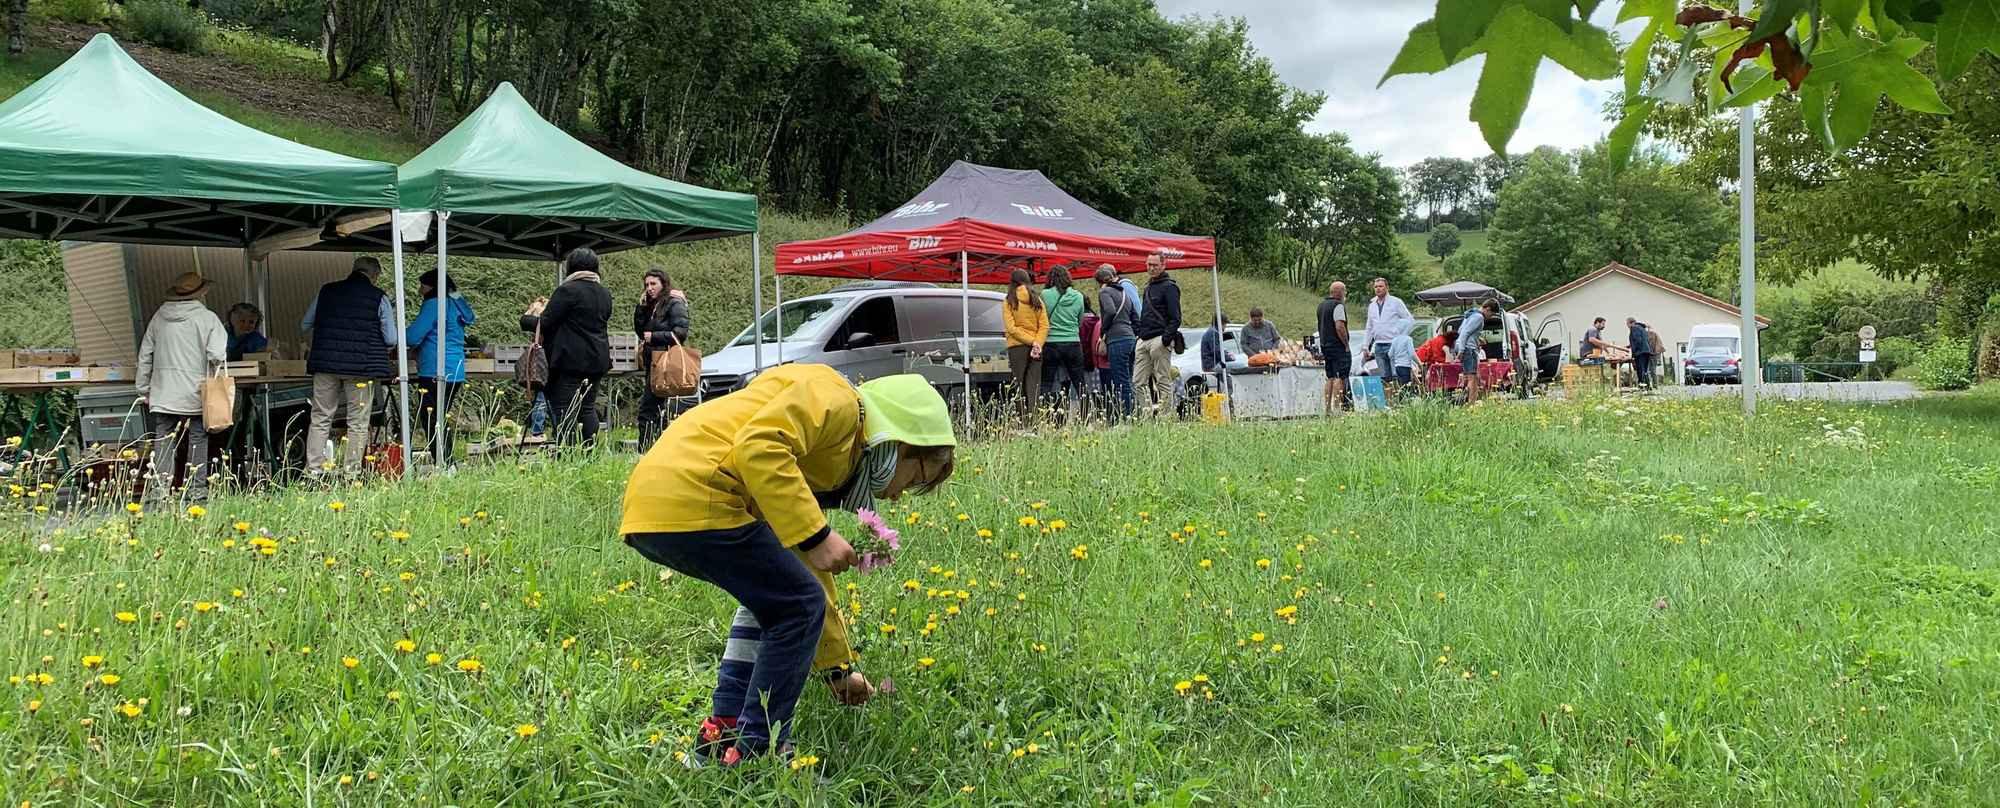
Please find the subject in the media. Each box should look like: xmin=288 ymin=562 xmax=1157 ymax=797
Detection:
xmin=1153 ymin=0 xmax=1625 ymax=166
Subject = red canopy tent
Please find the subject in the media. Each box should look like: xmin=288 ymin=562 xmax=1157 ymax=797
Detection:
xmin=772 ymin=161 xmax=1221 ymax=422
xmin=775 ymin=160 xmax=1214 ymax=281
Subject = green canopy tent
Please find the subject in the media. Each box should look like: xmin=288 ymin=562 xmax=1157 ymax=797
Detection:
xmin=313 ymin=83 xmax=759 ymax=469
xmin=0 ymin=33 xmax=400 ymax=472
xmin=0 ymin=34 xmax=397 ymax=249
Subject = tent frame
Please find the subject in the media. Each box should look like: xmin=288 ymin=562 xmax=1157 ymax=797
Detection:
xmin=775 ymin=249 xmax=1225 ymax=425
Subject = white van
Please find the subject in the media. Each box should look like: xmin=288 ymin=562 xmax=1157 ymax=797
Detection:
xmin=1683 ymin=323 xmax=1743 ymax=384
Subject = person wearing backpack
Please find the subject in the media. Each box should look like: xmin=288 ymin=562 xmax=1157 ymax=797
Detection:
xmin=1093 ymin=264 xmax=1138 ymax=422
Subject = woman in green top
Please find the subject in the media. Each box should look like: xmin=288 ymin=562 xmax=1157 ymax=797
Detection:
xmin=1040 ymin=266 xmax=1089 ymax=418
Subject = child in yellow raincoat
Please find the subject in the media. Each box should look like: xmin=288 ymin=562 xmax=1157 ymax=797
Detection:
xmin=620 ymin=364 xmax=956 ymax=763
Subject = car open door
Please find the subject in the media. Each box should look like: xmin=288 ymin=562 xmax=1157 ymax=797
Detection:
xmin=1534 ymin=313 xmax=1568 ymax=383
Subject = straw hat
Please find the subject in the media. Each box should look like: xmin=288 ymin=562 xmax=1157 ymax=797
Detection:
xmin=167 ymin=272 xmax=210 ymax=299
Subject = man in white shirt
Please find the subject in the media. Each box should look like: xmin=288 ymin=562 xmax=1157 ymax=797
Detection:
xmin=1362 ymin=277 xmax=1413 ymax=377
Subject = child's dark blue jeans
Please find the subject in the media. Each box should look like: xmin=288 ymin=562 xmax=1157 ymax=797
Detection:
xmin=625 ymin=523 xmax=826 ymax=755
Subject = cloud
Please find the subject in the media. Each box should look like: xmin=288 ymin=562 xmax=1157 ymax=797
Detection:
xmin=1155 ymin=0 xmax=1622 ymax=166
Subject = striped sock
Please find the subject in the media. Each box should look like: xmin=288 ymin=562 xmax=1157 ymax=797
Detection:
xmin=711 ymin=607 xmax=760 ymax=720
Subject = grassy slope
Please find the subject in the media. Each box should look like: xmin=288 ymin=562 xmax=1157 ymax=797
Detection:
xmin=7 ymin=389 xmax=2000 ymax=803
xmin=1397 ymin=229 xmax=1490 ymax=282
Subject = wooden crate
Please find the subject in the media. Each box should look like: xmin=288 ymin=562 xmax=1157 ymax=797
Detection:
xmin=1561 ymin=364 xmax=1610 ymax=397
xmin=86 ymin=366 xmax=135 ymax=382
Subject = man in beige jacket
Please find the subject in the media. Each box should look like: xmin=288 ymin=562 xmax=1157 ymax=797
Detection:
xmin=137 ymin=272 xmax=227 ymax=503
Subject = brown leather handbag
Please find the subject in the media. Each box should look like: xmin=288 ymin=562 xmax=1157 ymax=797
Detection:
xmin=516 ymin=323 xmax=549 ymax=390
xmin=649 ymin=332 xmax=701 ymax=397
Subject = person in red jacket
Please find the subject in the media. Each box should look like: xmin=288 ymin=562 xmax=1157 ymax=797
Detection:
xmin=1416 ymin=327 xmax=1457 ymax=366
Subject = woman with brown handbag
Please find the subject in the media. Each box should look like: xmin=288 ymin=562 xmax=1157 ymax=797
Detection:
xmin=634 ymin=268 xmax=691 ymax=451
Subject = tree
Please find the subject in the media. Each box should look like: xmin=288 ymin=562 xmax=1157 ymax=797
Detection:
xmin=8 ymin=0 xmax=27 ymax=56
xmin=1486 ymin=144 xmax=1731 ymax=301
xmin=1379 ymin=1 xmax=1999 ymax=162
xmin=1427 ymin=223 xmax=1462 ymax=259
xmin=1279 ymin=134 xmax=1416 ymax=294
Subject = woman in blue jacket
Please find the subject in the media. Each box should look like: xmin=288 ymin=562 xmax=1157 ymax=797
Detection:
xmin=408 ymin=269 xmax=476 ymax=462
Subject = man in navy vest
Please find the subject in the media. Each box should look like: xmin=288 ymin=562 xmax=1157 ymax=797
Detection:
xmin=302 ymin=257 xmax=399 ymax=473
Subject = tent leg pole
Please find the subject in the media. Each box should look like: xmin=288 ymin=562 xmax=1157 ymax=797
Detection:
xmin=752 ymin=229 xmax=764 ymax=373
xmin=436 ymin=212 xmax=451 ymax=467
xmin=960 ymin=251 xmax=972 ymax=429
xmin=1212 ymin=260 xmax=1232 ymax=420
xmin=390 ymin=209 xmax=413 ymax=478
xmin=775 ymin=272 xmax=784 ymax=364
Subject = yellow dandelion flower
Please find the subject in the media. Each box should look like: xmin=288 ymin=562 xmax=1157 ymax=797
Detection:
xmin=976 ymin=528 xmax=993 ymax=538
xmin=27 ymin=699 xmax=41 ymax=712
xmin=1270 ymin=644 xmax=1285 ymax=653
xmin=328 ymin=501 xmax=346 ymax=512
xmin=1069 ymin=545 xmax=1088 ymax=560
xmin=114 ymin=611 xmax=137 ymax=624
xmin=125 ymin=503 xmax=142 ymax=514
xmin=81 ymin=655 xmax=104 ymax=668
xmin=1255 ymin=559 xmax=1271 ymax=570
xmin=457 ymin=659 xmax=484 ymax=673
xmin=515 ymin=723 xmax=539 ymax=738
xmin=186 ymin=505 xmax=206 ymax=518
xmin=1275 ymin=605 xmax=1298 ymax=618
xmin=386 ymin=690 xmax=402 ymax=702
xmin=1173 ymin=680 xmax=1193 ymax=695
xmin=341 ymin=657 xmax=360 ymax=670
xmin=917 ymin=658 xmax=935 ymax=669
xmin=1249 ymin=633 xmax=1266 ymax=643
xmin=230 ymin=589 xmax=244 ymax=598
xmin=117 ymin=701 xmax=142 ymax=718
xmin=98 ymin=673 xmax=121 ymax=686
xmin=1193 ymin=674 xmax=1209 ymax=683
xmin=789 ymin=754 xmax=820 ymax=769
xmin=1198 ymin=558 xmax=1213 ymax=569
xmin=1011 ymin=747 xmax=1026 ymax=759
xmin=233 ymin=521 xmax=251 ymax=533
xmin=879 ymin=624 xmax=896 ymax=634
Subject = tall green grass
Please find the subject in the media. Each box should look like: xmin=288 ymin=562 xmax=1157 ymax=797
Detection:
xmin=5 ymin=388 xmax=2000 ymax=804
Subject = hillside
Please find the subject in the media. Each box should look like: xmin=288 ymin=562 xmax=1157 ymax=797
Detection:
xmin=1396 ymin=229 xmax=1489 ymax=285
xmin=0 ymin=22 xmax=1329 ymax=354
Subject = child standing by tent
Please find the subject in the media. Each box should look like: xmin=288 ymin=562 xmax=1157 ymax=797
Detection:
xmin=620 ymin=365 xmax=957 ymax=764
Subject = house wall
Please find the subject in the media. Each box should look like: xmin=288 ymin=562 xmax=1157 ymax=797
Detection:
xmin=1517 ymin=272 xmax=1758 ymax=366
xmin=65 ymin=243 xmax=360 ymax=366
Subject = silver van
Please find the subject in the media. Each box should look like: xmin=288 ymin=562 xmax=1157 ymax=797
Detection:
xmin=697 ymin=282 xmax=1009 ymax=398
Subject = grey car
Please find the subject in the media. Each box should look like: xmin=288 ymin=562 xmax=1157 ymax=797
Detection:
xmin=695 ymin=282 xmax=1009 ymax=400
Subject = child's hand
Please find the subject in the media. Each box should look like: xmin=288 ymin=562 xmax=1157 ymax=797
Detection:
xmin=829 ymin=671 xmax=876 ymax=706
xmin=805 ymin=531 xmax=858 ymax=574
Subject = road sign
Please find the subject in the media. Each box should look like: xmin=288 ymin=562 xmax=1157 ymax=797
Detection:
xmin=1860 ymin=349 xmax=1877 ymax=363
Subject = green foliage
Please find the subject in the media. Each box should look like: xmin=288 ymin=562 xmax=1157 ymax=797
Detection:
xmin=40 ymin=0 xmax=106 ymax=24
xmin=1485 ymin=144 xmax=1730 ymax=301
xmin=1442 ymin=247 xmax=1499 ymax=284
xmin=0 ymin=240 xmax=69 ymax=348
xmin=1385 ymin=0 xmax=1996 ymax=158
xmin=1916 ymin=336 xmax=1976 ymax=389
xmin=201 ymin=0 xmax=321 ymax=45
xmin=1426 ymin=224 xmax=1463 ymax=259
xmin=1875 ymin=335 xmax=1923 ymax=375
xmin=1274 ymin=134 xmax=1414 ymax=295
xmin=121 ymin=0 xmax=214 ymax=54
xmin=1757 ymin=284 xmax=1937 ymax=370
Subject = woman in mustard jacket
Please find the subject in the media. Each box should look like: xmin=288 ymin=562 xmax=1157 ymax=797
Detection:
xmin=621 ymin=364 xmax=956 ymax=764
xmin=1000 ymin=268 xmax=1049 ymax=418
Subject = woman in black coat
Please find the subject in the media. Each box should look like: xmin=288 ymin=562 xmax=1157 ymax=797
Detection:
xmin=633 ymin=267 xmax=691 ymax=450
xmin=520 ymin=248 xmax=615 ymax=445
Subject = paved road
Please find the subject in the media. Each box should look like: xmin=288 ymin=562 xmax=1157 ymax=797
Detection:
xmin=1653 ymin=381 xmax=1921 ymax=403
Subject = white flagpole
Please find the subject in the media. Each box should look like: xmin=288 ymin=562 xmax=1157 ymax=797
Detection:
xmin=752 ymin=229 xmax=764 ymax=372
xmin=389 ymin=210 xmax=413 ymax=474
xmin=1737 ymin=0 xmax=1761 ymax=417
xmin=960 ymin=251 xmax=973 ymax=427
xmin=1210 ymin=258 xmax=1230 ymax=419
xmin=435 ymin=212 xmax=450 ymax=465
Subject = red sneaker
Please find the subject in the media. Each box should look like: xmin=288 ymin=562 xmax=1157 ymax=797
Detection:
xmin=696 ymin=716 xmax=738 ymax=759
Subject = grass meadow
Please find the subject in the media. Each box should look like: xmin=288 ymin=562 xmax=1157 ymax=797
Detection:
xmin=6 ymin=388 xmax=2000 ymax=805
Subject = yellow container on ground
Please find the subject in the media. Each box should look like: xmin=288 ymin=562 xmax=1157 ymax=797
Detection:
xmin=1201 ymin=392 xmax=1228 ymax=424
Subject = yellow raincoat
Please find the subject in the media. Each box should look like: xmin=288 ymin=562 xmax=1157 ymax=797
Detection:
xmin=620 ymin=363 xmax=866 ymax=670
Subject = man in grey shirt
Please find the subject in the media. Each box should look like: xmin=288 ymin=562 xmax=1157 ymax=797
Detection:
xmin=1239 ymin=307 xmax=1280 ymax=355
xmin=1094 ymin=264 xmax=1139 ymax=422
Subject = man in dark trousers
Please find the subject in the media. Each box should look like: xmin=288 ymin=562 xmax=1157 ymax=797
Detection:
xmin=522 ymin=248 xmax=615 ymax=445
xmin=1317 ymin=281 xmax=1349 ymax=414
xmin=302 ymin=257 xmax=397 ymax=474
xmin=1626 ymin=316 xmax=1655 ymax=388
xmin=1131 ymin=254 xmax=1182 ymax=416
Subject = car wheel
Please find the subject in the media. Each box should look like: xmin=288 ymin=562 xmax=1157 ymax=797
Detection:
xmin=1179 ymin=377 xmax=1205 ymax=419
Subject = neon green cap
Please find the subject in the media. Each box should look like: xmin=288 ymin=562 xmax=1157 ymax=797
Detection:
xmin=855 ymin=374 xmax=956 ymax=448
